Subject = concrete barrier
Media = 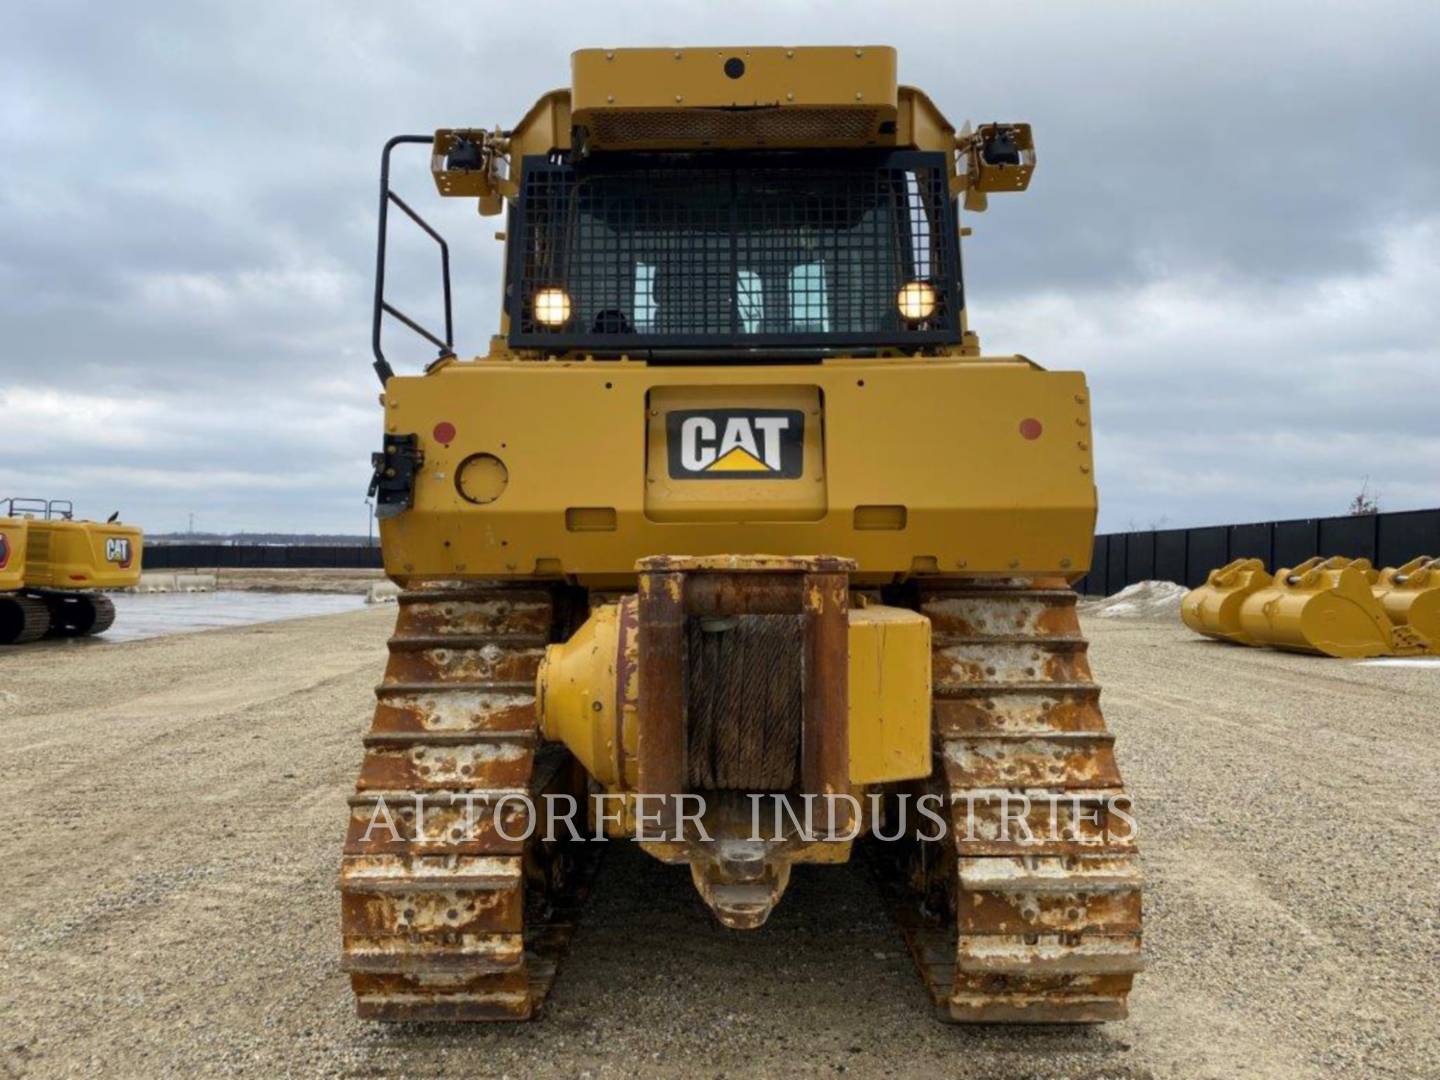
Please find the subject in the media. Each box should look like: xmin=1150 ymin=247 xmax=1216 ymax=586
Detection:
xmin=131 ymin=572 xmax=216 ymax=593
xmin=365 ymin=581 xmax=401 ymax=605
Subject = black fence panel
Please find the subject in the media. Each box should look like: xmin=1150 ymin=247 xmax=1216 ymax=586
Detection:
xmin=1185 ymin=527 xmax=1229 ymax=588
xmin=1080 ymin=507 xmax=1437 ymax=596
xmin=1228 ymin=522 xmax=1272 ymax=566
xmin=146 ymin=514 xmax=1440 ymax=591
xmin=1377 ymin=509 xmax=1440 ymax=568
xmin=1075 ymin=535 xmax=1107 ymax=597
xmin=1318 ymin=515 xmax=1377 ymax=565
xmin=1273 ymin=519 xmax=1319 ymax=570
xmin=1107 ymin=535 xmax=1127 ymax=595
xmin=1125 ymin=532 xmax=1155 ymax=584
xmin=144 ymin=544 xmax=383 ymax=569
xmin=145 ymin=544 xmax=221 ymax=569
xmin=1154 ymin=530 xmax=1187 ymax=585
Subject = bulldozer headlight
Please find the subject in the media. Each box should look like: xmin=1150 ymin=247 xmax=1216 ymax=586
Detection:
xmin=897 ymin=281 xmax=937 ymax=321
xmin=533 ymin=287 xmax=572 ymax=327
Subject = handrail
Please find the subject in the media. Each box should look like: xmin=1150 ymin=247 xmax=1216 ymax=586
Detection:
xmin=371 ymin=135 xmax=455 ymax=385
xmin=1 ymin=498 xmax=74 ymax=520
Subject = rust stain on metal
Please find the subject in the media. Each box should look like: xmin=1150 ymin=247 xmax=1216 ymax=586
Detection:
xmin=801 ymin=569 xmax=850 ymax=822
xmin=632 ymin=556 xmax=859 ymax=927
xmin=371 ymin=687 xmax=538 ymax=735
xmin=614 ymin=594 xmax=641 ymax=786
xmin=883 ymin=577 xmax=1142 ymax=1022
xmin=341 ymin=581 xmax=601 ymax=1022
xmin=636 ymin=566 xmax=686 ymax=810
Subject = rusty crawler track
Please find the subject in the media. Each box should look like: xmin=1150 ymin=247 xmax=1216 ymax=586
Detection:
xmin=340 ymin=581 xmax=598 ymax=1020
xmin=888 ymin=578 xmax=1142 ymax=1023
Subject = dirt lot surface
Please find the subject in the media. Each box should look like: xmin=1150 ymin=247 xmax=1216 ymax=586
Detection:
xmin=1 ymin=610 xmax=1436 ymax=1078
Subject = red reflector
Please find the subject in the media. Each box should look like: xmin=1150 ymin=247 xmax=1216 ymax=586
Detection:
xmin=69 ymin=574 xmax=87 ymax=581
xmin=1019 ymin=418 xmax=1043 ymax=440
xmin=433 ymin=421 xmax=456 ymax=445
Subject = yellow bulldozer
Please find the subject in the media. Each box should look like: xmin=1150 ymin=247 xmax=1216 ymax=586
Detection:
xmin=0 ymin=498 xmax=143 ymax=644
xmin=344 ymin=46 xmax=1140 ymax=1024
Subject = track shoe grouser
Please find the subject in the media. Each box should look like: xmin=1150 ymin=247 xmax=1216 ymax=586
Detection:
xmin=340 ymin=582 xmax=600 ymax=1020
xmin=884 ymin=577 xmax=1142 ymax=1023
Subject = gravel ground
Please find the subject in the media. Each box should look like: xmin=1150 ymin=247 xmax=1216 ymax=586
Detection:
xmin=1 ymin=608 xmax=1436 ymax=1078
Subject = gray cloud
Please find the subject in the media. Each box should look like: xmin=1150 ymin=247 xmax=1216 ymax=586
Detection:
xmin=2 ymin=1 xmax=1437 ymax=533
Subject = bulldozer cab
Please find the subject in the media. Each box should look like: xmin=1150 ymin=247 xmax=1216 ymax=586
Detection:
xmin=369 ymin=47 xmax=1034 ymax=379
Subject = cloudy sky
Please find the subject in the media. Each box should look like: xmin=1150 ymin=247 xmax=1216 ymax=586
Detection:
xmin=3 ymin=1 xmax=1436 ymax=535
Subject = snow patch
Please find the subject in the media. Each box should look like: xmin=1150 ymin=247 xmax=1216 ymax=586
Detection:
xmin=1355 ymin=657 xmax=1440 ymax=668
xmin=1084 ymin=580 xmax=1189 ymax=619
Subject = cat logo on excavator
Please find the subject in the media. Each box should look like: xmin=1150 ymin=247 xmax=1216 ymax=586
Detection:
xmin=667 ymin=409 xmax=804 ymax=479
xmin=105 ymin=537 xmax=134 ymax=567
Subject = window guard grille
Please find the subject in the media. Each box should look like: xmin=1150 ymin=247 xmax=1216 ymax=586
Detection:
xmin=506 ymin=150 xmax=962 ymax=352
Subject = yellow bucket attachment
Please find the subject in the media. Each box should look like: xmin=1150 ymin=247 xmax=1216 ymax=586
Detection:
xmin=1235 ymin=557 xmax=1431 ymax=658
xmin=1372 ymin=556 xmax=1440 ymax=644
xmin=1180 ymin=558 xmax=1270 ymax=645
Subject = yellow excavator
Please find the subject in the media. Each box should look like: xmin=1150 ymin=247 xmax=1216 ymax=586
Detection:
xmin=343 ymin=47 xmax=1140 ymax=1024
xmin=0 ymin=499 xmax=143 ymax=643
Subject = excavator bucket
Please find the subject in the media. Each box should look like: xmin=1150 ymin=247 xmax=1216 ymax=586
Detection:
xmin=1234 ymin=557 xmax=1429 ymax=658
xmin=1372 ymin=557 xmax=1440 ymax=644
xmin=1180 ymin=558 xmax=1270 ymax=645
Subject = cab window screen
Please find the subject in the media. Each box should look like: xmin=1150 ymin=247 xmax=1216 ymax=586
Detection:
xmin=507 ymin=150 xmax=961 ymax=350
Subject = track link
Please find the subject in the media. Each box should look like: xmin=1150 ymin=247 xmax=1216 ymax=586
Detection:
xmin=341 ymin=581 xmax=599 ymax=1021
xmin=36 ymin=591 xmax=115 ymax=637
xmin=0 ymin=594 xmax=51 ymax=644
xmin=888 ymin=577 xmax=1142 ymax=1023
xmin=86 ymin=594 xmax=116 ymax=636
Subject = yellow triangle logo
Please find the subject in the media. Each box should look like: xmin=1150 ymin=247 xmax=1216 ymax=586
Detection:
xmin=706 ymin=446 xmax=770 ymax=472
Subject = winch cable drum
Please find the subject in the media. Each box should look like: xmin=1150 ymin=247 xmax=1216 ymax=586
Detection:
xmin=685 ymin=613 xmax=805 ymax=791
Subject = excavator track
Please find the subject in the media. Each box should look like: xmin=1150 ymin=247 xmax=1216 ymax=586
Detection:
xmin=0 ymin=594 xmax=51 ymax=644
xmin=39 ymin=591 xmax=116 ymax=637
xmin=884 ymin=577 xmax=1142 ymax=1023
xmin=341 ymin=581 xmax=599 ymax=1021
